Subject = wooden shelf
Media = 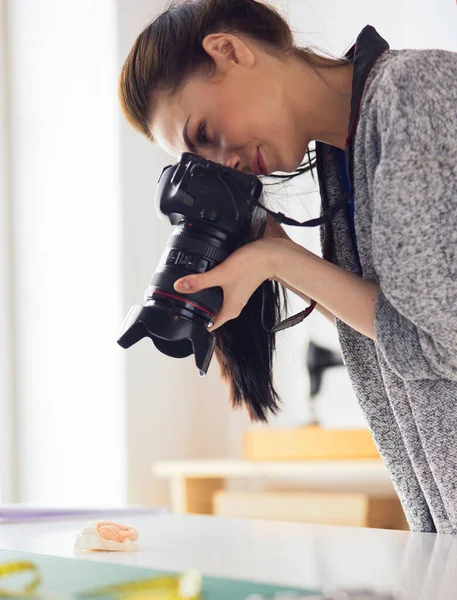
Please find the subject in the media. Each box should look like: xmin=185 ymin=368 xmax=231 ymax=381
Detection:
xmin=152 ymin=458 xmax=394 ymax=516
xmin=244 ymin=426 xmax=380 ymax=460
xmin=213 ymin=490 xmax=408 ymax=530
xmin=151 ymin=428 xmax=397 ymax=529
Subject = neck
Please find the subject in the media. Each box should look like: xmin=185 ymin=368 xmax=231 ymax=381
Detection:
xmin=290 ymin=58 xmax=354 ymax=151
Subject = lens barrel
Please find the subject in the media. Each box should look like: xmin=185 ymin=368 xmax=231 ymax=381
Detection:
xmin=117 ymin=218 xmax=235 ymax=375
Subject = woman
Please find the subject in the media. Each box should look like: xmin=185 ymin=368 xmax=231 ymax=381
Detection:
xmin=118 ymin=0 xmax=457 ymax=534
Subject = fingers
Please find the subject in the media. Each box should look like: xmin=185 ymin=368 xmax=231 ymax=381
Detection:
xmin=174 ymin=277 xmax=194 ymax=292
xmin=173 ymin=260 xmax=247 ymax=332
xmin=173 ymin=273 xmax=206 ymax=293
xmin=174 ymin=261 xmax=226 ymax=293
xmin=207 ymin=299 xmax=245 ymax=333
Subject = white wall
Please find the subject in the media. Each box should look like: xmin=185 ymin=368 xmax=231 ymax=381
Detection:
xmin=8 ymin=0 xmax=125 ymax=505
xmin=278 ymin=0 xmax=457 ymax=55
xmin=0 ymin=0 xmax=16 ymax=503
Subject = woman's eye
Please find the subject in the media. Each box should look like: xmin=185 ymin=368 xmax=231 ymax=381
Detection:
xmin=198 ymin=124 xmax=209 ymax=146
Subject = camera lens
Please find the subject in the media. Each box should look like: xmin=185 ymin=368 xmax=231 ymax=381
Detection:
xmin=144 ymin=218 xmax=232 ymax=326
xmin=117 ymin=217 xmax=237 ymax=375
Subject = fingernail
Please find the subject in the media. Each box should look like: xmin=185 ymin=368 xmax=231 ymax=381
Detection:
xmin=179 ymin=279 xmax=192 ymax=290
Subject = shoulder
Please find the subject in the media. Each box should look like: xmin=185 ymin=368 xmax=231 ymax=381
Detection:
xmin=372 ymin=48 xmax=457 ymax=93
xmin=366 ymin=49 xmax=457 ymax=149
xmin=381 ymin=48 xmax=456 ymax=98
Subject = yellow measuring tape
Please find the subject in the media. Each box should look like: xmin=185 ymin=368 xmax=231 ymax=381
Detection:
xmin=79 ymin=573 xmax=201 ymax=599
xmin=0 ymin=561 xmax=42 ymax=598
xmin=0 ymin=560 xmax=201 ymax=600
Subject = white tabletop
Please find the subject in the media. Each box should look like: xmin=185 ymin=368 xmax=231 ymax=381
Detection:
xmin=0 ymin=513 xmax=456 ymax=599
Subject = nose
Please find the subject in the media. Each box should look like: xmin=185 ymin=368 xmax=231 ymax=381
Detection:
xmin=202 ymin=147 xmax=242 ymax=171
xmin=224 ymin=152 xmax=241 ymax=170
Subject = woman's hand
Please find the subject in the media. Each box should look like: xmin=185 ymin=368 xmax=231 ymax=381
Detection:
xmin=173 ymin=235 xmax=293 ymax=332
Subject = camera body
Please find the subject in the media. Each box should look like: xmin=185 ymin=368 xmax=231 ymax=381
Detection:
xmin=156 ymin=151 xmax=263 ymax=232
xmin=117 ymin=152 xmax=264 ymax=376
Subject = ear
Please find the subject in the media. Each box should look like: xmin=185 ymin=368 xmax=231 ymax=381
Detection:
xmin=202 ymin=33 xmax=255 ymax=72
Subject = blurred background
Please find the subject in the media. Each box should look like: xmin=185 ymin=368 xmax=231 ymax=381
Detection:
xmin=0 ymin=0 xmax=455 ymax=529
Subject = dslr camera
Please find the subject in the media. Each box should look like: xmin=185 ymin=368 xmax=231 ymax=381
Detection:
xmin=117 ymin=152 xmax=265 ymax=376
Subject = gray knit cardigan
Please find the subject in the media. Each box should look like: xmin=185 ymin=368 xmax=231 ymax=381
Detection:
xmin=318 ymin=46 xmax=457 ymax=533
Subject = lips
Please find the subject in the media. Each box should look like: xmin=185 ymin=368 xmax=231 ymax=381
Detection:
xmin=252 ymin=148 xmax=268 ymax=176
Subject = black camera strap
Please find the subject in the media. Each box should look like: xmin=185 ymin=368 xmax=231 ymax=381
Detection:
xmin=253 ymin=193 xmax=352 ymax=228
xmin=254 ymin=193 xmax=352 ymax=333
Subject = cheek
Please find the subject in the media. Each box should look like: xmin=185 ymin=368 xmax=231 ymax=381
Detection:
xmin=212 ymin=101 xmax=254 ymax=145
xmin=208 ymin=79 xmax=289 ymax=154
xmin=208 ymin=81 xmax=262 ymax=143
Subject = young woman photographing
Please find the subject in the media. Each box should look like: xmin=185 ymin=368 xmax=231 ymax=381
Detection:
xmin=118 ymin=0 xmax=457 ymax=534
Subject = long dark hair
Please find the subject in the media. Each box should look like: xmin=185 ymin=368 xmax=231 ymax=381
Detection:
xmin=118 ymin=0 xmax=346 ymax=421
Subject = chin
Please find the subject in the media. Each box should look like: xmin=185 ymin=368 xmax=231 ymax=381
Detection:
xmin=277 ymin=149 xmax=306 ymax=174
xmin=265 ymin=150 xmax=302 ymax=176
xmin=281 ymin=158 xmax=303 ymax=175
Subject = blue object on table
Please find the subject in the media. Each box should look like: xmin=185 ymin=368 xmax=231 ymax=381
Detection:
xmin=0 ymin=550 xmax=319 ymax=599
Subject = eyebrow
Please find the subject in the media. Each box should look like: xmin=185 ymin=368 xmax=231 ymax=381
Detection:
xmin=183 ymin=115 xmax=197 ymax=154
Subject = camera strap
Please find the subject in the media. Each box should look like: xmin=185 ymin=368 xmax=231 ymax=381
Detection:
xmin=254 ymin=193 xmax=352 ymax=333
xmin=261 ymin=288 xmax=318 ymax=333
xmin=253 ymin=192 xmax=352 ymax=227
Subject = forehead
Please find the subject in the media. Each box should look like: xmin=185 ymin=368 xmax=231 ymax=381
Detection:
xmin=150 ymin=79 xmax=207 ymax=156
xmin=149 ymin=89 xmax=186 ymax=156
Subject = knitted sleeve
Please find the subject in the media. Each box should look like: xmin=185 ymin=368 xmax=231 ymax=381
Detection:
xmin=371 ymin=49 xmax=457 ymax=381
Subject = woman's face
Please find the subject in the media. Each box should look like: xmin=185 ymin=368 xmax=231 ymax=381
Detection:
xmin=149 ymin=33 xmax=310 ymax=176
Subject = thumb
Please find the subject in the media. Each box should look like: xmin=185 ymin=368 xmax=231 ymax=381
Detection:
xmin=173 ymin=270 xmax=215 ymax=294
